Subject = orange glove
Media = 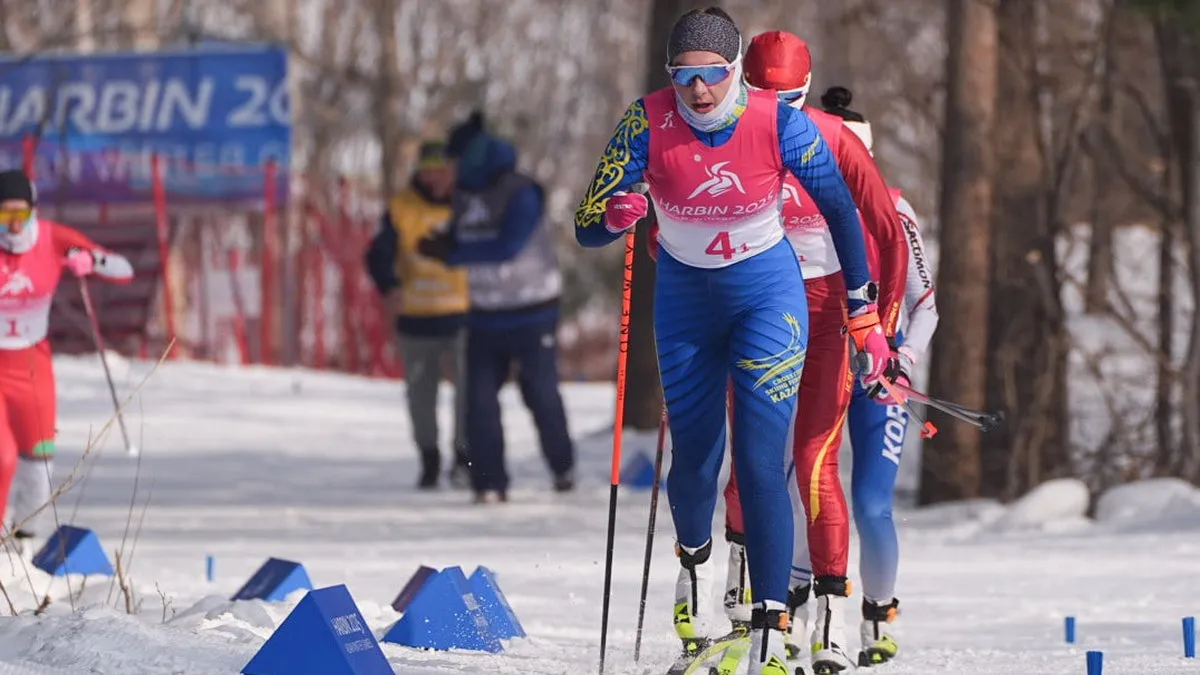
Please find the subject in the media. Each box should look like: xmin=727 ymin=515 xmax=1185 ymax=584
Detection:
xmin=848 ymin=305 xmax=890 ymax=384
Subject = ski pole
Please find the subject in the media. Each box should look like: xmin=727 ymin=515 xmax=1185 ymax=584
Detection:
xmin=891 ymin=381 xmax=1005 ymax=432
xmin=79 ymin=277 xmax=137 ymax=456
xmin=598 ymin=182 xmax=648 ymax=675
xmin=633 ymin=406 xmax=668 ymax=663
xmin=869 ymin=372 xmax=939 ymax=439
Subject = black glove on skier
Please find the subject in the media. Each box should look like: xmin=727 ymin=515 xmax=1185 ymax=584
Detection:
xmin=416 ymin=232 xmax=454 ymax=262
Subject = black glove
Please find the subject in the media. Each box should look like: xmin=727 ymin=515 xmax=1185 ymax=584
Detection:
xmin=865 ymin=355 xmax=905 ymax=400
xmin=416 ymin=232 xmax=454 ymax=261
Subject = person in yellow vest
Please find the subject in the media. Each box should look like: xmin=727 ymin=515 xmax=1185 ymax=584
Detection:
xmin=365 ymin=140 xmax=471 ymax=490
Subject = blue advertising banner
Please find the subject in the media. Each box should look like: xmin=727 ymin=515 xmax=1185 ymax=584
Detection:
xmin=0 ymin=44 xmax=291 ymax=204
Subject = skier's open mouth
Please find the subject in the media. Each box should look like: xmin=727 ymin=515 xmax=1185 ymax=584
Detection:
xmin=692 ymin=102 xmax=715 ymax=113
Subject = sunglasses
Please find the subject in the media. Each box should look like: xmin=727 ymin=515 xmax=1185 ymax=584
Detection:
xmin=666 ymin=61 xmax=738 ymax=87
xmin=0 ymin=207 xmax=32 ymax=228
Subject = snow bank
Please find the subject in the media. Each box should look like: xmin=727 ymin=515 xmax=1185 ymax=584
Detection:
xmin=1095 ymin=478 xmax=1200 ymax=530
xmin=899 ymin=498 xmax=1006 ymax=530
xmin=986 ymin=478 xmax=1091 ymax=533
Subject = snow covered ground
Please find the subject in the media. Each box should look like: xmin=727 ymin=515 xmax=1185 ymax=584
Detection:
xmin=0 ymin=355 xmax=1197 ymax=674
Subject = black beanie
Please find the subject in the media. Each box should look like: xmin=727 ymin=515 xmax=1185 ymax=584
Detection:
xmin=447 ymin=111 xmax=486 ymax=158
xmin=667 ymin=9 xmax=741 ymax=65
xmin=0 ymin=170 xmax=35 ymax=204
xmin=820 ymin=87 xmax=867 ymax=123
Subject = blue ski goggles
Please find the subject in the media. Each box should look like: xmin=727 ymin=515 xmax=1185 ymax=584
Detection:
xmin=666 ymin=61 xmax=738 ymax=87
xmin=746 ymin=82 xmax=810 ymax=106
xmin=776 ymin=86 xmax=809 ymax=105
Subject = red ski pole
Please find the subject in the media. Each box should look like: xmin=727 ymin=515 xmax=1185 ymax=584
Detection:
xmin=599 ymin=183 xmax=648 ymax=675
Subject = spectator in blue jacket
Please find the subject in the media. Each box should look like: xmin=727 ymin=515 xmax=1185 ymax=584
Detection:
xmin=417 ymin=112 xmax=576 ymax=503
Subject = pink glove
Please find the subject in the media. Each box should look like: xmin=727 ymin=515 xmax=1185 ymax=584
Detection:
xmin=604 ymin=190 xmax=648 ymax=234
xmin=848 ymin=304 xmax=891 ymax=384
xmin=65 ymin=248 xmax=94 ymax=277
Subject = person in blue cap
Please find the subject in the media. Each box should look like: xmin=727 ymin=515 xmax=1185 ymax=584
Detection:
xmin=417 ymin=113 xmax=576 ymax=504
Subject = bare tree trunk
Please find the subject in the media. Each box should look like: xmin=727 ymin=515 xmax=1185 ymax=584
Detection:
xmin=1155 ymin=19 xmax=1200 ymax=479
xmin=1155 ymin=196 xmax=1177 ymax=474
xmin=76 ymin=0 xmax=96 ymax=52
xmin=1085 ymin=7 xmax=1118 ymax=314
xmin=372 ymin=0 xmax=402 ymax=196
xmin=1181 ymin=46 xmax=1200 ymax=481
xmin=920 ymin=0 xmax=997 ymax=505
xmin=621 ymin=0 xmax=712 ymax=430
xmin=122 ymin=0 xmax=158 ymax=49
xmin=983 ymin=0 xmax=1069 ymax=500
xmin=814 ymin=1 xmax=857 ymax=89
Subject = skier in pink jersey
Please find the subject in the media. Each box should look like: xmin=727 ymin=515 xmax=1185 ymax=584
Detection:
xmin=0 ymin=169 xmax=133 ymax=547
xmin=574 ymin=8 xmax=895 ymax=675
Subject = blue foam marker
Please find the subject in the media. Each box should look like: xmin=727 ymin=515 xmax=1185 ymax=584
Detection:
xmin=468 ymin=566 xmax=526 ymax=639
xmin=231 ymin=557 xmax=313 ymax=602
xmin=241 ymin=584 xmax=392 ymax=675
xmin=382 ymin=566 xmax=502 ymax=653
xmin=620 ymin=450 xmax=665 ymax=490
xmin=31 ymin=525 xmax=115 ymax=576
xmin=1184 ymin=616 xmax=1196 ymax=659
xmin=1065 ymin=615 xmax=1076 ymax=644
xmin=1086 ymin=650 xmax=1103 ymax=675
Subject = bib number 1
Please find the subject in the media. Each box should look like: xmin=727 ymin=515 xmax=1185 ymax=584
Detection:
xmin=705 ymin=231 xmax=750 ymax=260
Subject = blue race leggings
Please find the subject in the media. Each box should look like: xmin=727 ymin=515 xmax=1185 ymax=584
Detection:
xmin=657 ymin=239 xmax=808 ymax=604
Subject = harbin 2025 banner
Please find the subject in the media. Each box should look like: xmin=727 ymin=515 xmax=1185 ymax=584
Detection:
xmin=0 ymin=44 xmax=291 ymax=204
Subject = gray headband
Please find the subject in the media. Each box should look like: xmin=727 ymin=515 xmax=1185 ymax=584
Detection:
xmin=667 ymin=12 xmax=741 ymax=65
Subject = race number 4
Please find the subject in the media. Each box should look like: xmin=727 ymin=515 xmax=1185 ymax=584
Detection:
xmin=704 ymin=231 xmax=749 ymax=260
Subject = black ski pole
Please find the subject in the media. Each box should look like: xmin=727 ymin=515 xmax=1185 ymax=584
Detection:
xmin=893 ymin=381 xmax=1005 ymax=432
xmin=79 ymin=277 xmax=137 ymax=455
xmin=633 ymin=406 xmax=669 ymax=662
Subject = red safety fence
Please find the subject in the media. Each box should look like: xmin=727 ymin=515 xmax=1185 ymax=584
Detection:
xmin=18 ymin=136 xmax=619 ymax=381
xmin=23 ymin=137 xmax=401 ymax=377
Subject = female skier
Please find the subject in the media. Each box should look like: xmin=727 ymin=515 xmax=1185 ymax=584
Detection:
xmin=814 ymin=85 xmax=939 ymax=668
xmin=574 ymin=9 xmax=891 ymax=675
xmin=0 ymin=169 xmax=134 ymax=548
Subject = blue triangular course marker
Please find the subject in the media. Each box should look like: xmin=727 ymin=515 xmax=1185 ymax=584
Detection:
xmin=391 ymin=565 xmax=437 ymax=613
xmin=231 ymin=557 xmax=313 ymax=602
xmin=620 ymin=450 xmax=665 ymax=490
xmin=382 ymin=565 xmax=503 ymax=653
xmin=31 ymin=525 xmax=114 ymax=576
xmin=241 ymin=584 xmax=393 ymax=675
xmin=468 ymin=566 xmax=526 ymax=639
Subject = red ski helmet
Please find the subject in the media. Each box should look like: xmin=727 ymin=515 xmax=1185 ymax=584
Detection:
xmin=744 ymin=30 xmax=812 ymax=106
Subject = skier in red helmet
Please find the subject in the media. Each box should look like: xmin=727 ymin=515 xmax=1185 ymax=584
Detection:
xmin=718 ymin=30 xmax=911 ymax=674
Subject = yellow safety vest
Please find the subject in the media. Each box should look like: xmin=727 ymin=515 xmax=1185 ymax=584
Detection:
xmin=388 ymin=189 xmax=470 ymax=317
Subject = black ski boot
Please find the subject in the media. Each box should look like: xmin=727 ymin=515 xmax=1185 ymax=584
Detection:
xmin=449 ymin=446 xmax=471 ymax=489
xmin=417 ymin=447 xmax=440 ymax=489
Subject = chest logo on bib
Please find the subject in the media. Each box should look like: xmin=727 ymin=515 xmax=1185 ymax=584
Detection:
xmin=0 ymin=270 xmax=34 ymax=297
xmin=688 ymin=161 xmax=745 ymax=200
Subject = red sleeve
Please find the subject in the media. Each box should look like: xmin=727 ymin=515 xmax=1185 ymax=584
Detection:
xmin=834 ymin=131 xmax=909 ymax=337
xmin=49 ymin=222 xmax=102 ymax=258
